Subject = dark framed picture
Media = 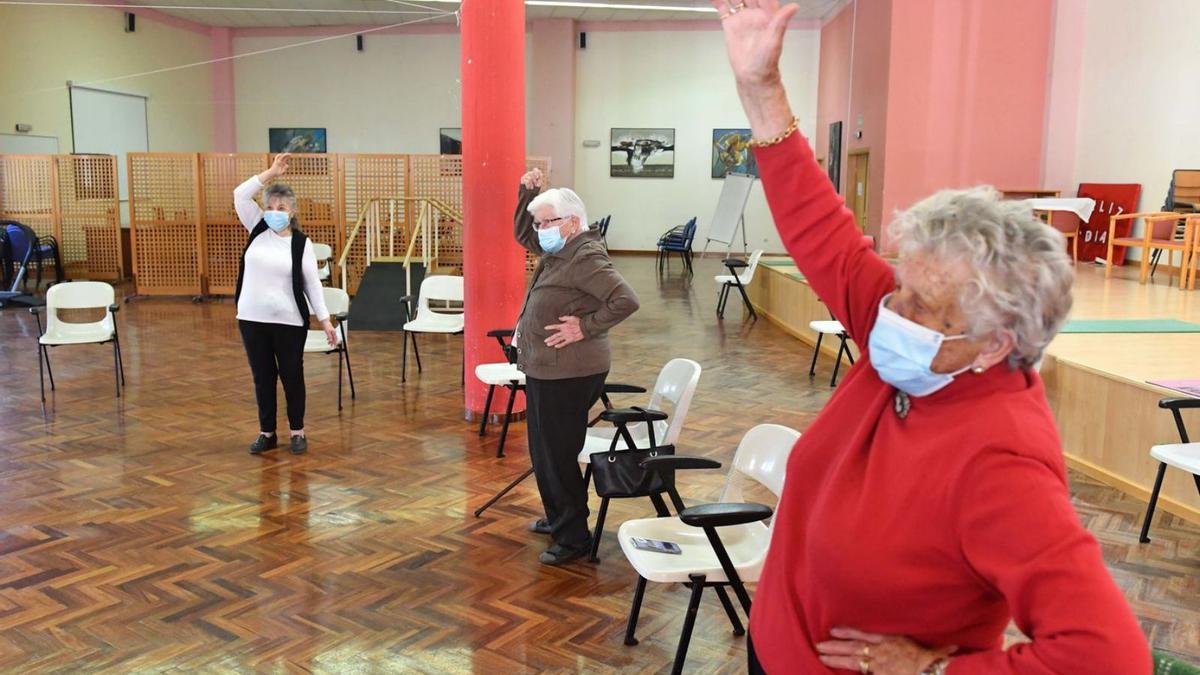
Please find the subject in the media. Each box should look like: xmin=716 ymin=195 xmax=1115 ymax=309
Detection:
xmin=827 ymin=121 xmax=843 ymax=192
xmin=610 ymin=128 xmax=675 ymax=178
xmin=268 ymin=128 xmax=326 ymax=153
xmin=440 ymin=127 xmax=462 ymax=155
xmin=711 ymin=128 xmax=758 ymax=179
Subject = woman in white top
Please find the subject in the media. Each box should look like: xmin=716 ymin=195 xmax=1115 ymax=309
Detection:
xmin=233 ymin=153 xmax=336 ymax=456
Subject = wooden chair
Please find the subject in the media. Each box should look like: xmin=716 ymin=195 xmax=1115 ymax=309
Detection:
xmin=1106 ymin=212 xmax=1195 ymax=287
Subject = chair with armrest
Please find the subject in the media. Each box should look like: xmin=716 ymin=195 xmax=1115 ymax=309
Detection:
xmin=617 ymin=423 xmax=800 ymax=675
xmin=1138 ymin=397 xmax=1200 ymax=543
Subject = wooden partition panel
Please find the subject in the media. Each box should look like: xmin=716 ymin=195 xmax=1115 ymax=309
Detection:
xmin=340 ymin=154 xmax=408 ymax=293
xmin=199 ymin=153 xmax=268 ymax=294
xmin=55 ymin=155 xmax=121 ymax=280
xmin=0 ymin=155 xmax=58 ymax=240
xmin=410 ymin=155 xmax=463 ymax=271
xmin=270 ymin=153 xmax=340 ymax=285
xmin=129 ymin=153 xmax=202 ymax=296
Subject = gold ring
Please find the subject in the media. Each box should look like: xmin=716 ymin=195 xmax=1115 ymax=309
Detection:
xmin=862 ymin=645 xmax=871 ymax=659
xmin=858 ymin=659 xmax=871 ymax=674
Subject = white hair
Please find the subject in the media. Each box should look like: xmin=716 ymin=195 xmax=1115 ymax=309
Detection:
xmin=889 ymin=186 xmax=1074 ymax=370
xmin=527 ymin=188 xmax=589 ymax=231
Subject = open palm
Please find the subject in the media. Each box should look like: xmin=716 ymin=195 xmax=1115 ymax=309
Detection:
xmin=710 ymin=0 xmax=799 ymax=85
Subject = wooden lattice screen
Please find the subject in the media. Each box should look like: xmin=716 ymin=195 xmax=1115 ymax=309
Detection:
xmin=0 ymin=155 xmax=58 ymax=241
xmin=128 ymin=153 xmax=202 ymax=296
xmin=199 ymin=153 xmax=268 ymax=294
xmin=56 ymin=155 xmax=121 ymax=280
xmin=340 ymin=154 xmax=408 ymax=293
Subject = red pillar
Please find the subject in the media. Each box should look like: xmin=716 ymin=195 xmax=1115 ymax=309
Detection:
xmin=461 ymin=0 xmax=527 ymax=418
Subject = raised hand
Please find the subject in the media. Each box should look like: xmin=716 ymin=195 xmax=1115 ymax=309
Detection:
xmin=710 ymin=0 xmax=798 ymax=87
xmin=270 ymin=153 xmax=290 ymax=179
xmin=521 ymin=168 xmax=545 ymax=191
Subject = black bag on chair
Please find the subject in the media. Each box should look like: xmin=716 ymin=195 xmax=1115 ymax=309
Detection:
xmin=590 ymin=407 xmax=675 ymax=498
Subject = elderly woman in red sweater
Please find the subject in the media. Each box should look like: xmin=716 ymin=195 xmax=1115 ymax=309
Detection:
xmin=711 ymin=2 xmax=1150 ymax=674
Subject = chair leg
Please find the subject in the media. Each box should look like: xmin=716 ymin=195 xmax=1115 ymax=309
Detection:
xmin=114 ymin=332 xmax=125 ymax=386
xmin=671 ymin=575 xmax=706 ymax=675
xmin=343 ymin=342 xmax=356 ymax=399
xmin=808 ymin=332 xmax=824 ymax=377
xmin=337 ymin=351 xmax=344 ymax=411
xmin=112 ymin=340 xmax=121 ymax=398
xmin=717 ymin=283 xmax=730 ymax=318
xmin=496 ymin=385 xmax=517 ymax=459
xmin=479 ymin=384 xmax=496 ymax=436
xmin=589 ymin=497 xmax=610 ymax=562
xmin=44 ymin=346 xmax=55 ymax=390
xmin=831 ymin=336 xmax=848 ymax=387
xmin=411 ymin=333 xmax=422 ymax=372
xmin=1139 ymin=462 xmax=1168 ymax=543
xmin=624 ymin=575 xmax=648 ymax=646
xmin=714 ymin=585 xmax=746 ymax=636
xmin=401 ymin=331 xmax=409 ymax=383
xmin=37 ymin=342 xmax=46 ymax=402
xmin=733 ymin=278 xmax=756 ymax=321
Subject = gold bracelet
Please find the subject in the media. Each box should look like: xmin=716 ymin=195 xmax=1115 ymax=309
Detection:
xmin=749 ymin=117 xmax=800 ymax=148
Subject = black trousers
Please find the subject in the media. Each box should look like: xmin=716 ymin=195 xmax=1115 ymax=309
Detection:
xmin=239 ymin=320 xmax=307 ymax=434
xmin=525 ymin=371 xmax=608 ymax=549
xmin=748 ymin=633 xmax=767 ymax=674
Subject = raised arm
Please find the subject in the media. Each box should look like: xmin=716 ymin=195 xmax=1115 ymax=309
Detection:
xmin=713 ymin=0 xmax=894 ymax=342
xmin=514 ymin=168 xmax=545 ymax=255
xmin=951 ymin=452 xmax=1151 ymax=674
xmin=234 ymin=153 xmax=290 ymax=232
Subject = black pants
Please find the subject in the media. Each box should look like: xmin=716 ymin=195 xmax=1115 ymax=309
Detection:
xmin=525 ymin=371 xmax=608 ymax=549
xmin=239 ymin=320 xmax=307 ymax=434
xmin=748 ymin=633 xmax=767 ymax=674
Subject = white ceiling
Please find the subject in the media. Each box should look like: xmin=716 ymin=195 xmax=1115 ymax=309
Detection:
xmin=112 ymin=0 xmax=845 ymax=29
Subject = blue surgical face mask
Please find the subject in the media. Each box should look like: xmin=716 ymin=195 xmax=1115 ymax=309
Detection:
xmin=867 ymin=293 xmax=972 ymax=397
xmin=538 ymin=225 xmax=566 ymax=254
xmin=264 ymin=210 xmax=291 ymax=231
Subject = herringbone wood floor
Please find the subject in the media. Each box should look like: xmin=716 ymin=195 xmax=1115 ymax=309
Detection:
xmin=0 ymin=255 xmax=1196 ymax=673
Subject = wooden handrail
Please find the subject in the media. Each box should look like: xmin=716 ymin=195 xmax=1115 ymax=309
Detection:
xmin=338 ymin=197 xmax=465 ymax=289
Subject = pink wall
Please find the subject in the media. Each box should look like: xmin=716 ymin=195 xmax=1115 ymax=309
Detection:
xmin=815 ymin=0 xmax=892 ymax=242
xmin=210 ymin=27 xmax=236 ymax=153
xmin=881 ymin=0 xmax=1052 ymax=249
xmin=529 ymin=19 xmax=577 ymax=187
xmin=1041 ymin=0 xmax=1087 ymax=196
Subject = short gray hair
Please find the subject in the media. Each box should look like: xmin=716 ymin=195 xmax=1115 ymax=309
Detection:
xmin=263 ymin=182 xmax=297 ymax=211
xmin=889 ymin=186 xmax=1074 ymax=369
xmin=527 ymin=188 xmax=589 ymax=231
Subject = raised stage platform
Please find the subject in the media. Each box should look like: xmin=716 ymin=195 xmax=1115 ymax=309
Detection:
xmin=748 ymin=258 xmax=1200 ymax=525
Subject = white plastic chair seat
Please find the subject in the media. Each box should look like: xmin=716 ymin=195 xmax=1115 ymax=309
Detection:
xmin=404 ymin=313 xmax=464 ymax=333
xmin=1150 ymin=443 xmax=1200 ymax=474
xmin=714 ymin=273 xmax=750 ymax=286
xmin=39 ymin=319 xmax=114 ymax=345
xmin=304 ymin=328 xmax=341 ymax=352
xmin=810 ymin=319 xmax=846 ymax=335
xmin=577 ymin=420 xmax=669 ymax=464
xmin=618 ymin=516 xmax=771 ymax=584
xmin=475 ymin=362 xmax=525 ymax=386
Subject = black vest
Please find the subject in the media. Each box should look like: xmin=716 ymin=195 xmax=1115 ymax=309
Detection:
xmin=235 ymin=220 xmax=310 ymax=325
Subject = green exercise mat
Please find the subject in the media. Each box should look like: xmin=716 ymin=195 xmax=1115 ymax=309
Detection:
xmin=1060 ymin=319 xmax=1200 ymax=333
xmin=788 ymin=272 xmax=807 ymax=282
xmin=761 ymin=258 xmax=796 ymax=267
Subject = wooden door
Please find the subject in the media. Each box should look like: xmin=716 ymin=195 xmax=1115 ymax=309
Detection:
xmin=846 ymin=150 xmax=869 ymax=231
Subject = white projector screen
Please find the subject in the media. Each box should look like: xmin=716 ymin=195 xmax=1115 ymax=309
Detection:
xmin=0 ymin=133 xmax=59 ymax=154
xmin=69 ymin=85 xmax=148 ymax=201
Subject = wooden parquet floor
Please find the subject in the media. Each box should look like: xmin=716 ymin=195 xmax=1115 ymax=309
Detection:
xmin=0 ymin=255 xmax=1197 ymax=673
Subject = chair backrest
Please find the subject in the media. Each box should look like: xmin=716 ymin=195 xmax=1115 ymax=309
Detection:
xmin=739 ymin=249 xmax=764 ymax=284
xmin=682 ymin=217 xmax=698 ymax=245
xmin=417 ymin=274 xmax=464 ymax=313
xmin=720 ymin=423 xmax=800 ymax=504
xmin=322 ymin=286 xmax=349 ymax=316
xmin=601 ymin=215 xmax=612 ymax=237
xmin=44 ymin=281 xmax=115 ymax=335
xmin=312 ymin=242 xmax=333 ymax=263
xmin=646 ymin=357 xmax=702 ymax=445
xmin=4 ymin=222 xmax=35 ymax=270
xmin=1149 ymin=215 xmax=1180 ymax=241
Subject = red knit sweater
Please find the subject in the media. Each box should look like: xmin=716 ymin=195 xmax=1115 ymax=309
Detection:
xmin=748 ymin=134 xmax=1150 ymax=674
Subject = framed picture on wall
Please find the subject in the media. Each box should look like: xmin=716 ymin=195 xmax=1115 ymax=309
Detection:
xmin=269 ymin=128 xmax=326 ymax=153
xmin=711 ymin=128 xmax=758 ymax=179
xmin=827 ymin=121 xmax=843 ymax=192
xmin=440 ymin=127 xmax=462 ymax=155
xmin=610 ymin=128 xmax=675 ymax=178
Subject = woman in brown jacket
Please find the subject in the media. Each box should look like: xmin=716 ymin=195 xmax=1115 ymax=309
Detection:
xmin=513 ymin=168 xmax=640 ymax=565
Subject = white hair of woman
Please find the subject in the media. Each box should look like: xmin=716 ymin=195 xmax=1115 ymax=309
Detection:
xmin=528 ymin=187 xmax=590 ymax=231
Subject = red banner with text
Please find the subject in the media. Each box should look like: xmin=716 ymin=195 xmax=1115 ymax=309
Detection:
xmin=1073 ymin=183 xmax=1143 ymax=265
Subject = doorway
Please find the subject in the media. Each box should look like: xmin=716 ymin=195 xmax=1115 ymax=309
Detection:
xmin=845 ymin=149 xmax=869 ymax=232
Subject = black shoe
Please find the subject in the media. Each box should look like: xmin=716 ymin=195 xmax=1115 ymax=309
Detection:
xmin=528 ymin=518 xmax=552 ymax=535
xmin=289 ymin=435 xmax=308 ymax=455
xmin=250 ymin=434 xmax=278 ymax=455
xmin=539 ymin=541 xmax=591 ymax=566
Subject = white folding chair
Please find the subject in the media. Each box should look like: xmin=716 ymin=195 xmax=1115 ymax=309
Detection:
xmin=312 ymin=242 xmax=334 ymax=285
xmin=579 ymin=358 xmax=703 ymax=561
xmin=30 ymin=281 xmax=125 ymax=400
xmin=400 ymin=275 xmax=465 ymax=383
xmin=808 ymin=318 xmax=855 ymax=387
xmin=618 ymin=423 xmax=800 ymax=675
xmin=475 ymin=329 xmax=525 ymax=458
xmin=1139 ymin=397 xmax=1200 ymax=543
xmin=305 ymin=287 xmax=355 ymax=411
xmin=715 ymin=249 xmax=763 ymax=320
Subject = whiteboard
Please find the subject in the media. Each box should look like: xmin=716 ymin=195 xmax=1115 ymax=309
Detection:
xmin=707 ymin=173 xmax=755 ymax=245
xmin=70 ymin=85 xmax=148 ymax=201
xmin=0 ymin=133 xmax=59 ymax=154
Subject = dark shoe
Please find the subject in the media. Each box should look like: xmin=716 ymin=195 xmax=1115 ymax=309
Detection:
xmin=249 ymin=434 xmax=278 ymax=455
xmin=539 ymin=541 xmax=591 ymax=566
xmin=528 ymin=518 xmax=552 ymax=535
xmin=289 ymin=435 xmax=308 ymax=455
